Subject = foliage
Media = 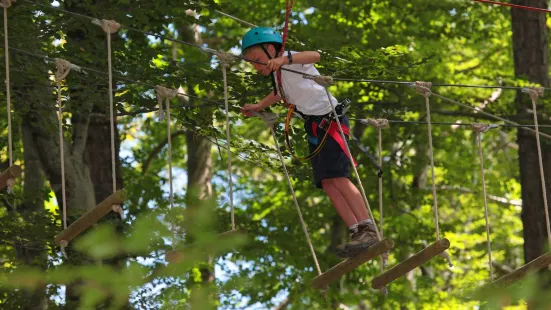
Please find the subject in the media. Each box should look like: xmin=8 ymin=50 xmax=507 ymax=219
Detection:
xmin=1 ymin=0 xmax=551 ymax=309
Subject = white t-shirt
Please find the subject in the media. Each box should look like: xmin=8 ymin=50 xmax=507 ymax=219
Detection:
xmin=274 ymin=51 xmax=338 ymax=116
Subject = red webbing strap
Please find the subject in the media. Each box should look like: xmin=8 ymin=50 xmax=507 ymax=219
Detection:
xmin=276 ymin=0 xmax=294 ymax=106
xmin=312 ymin=121 xmax=358 ymax=167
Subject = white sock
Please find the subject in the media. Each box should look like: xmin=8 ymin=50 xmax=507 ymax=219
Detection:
xmin=359 ymin=219 xmax=372 ymax=225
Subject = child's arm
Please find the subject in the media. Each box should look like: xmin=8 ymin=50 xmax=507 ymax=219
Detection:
xmin=242 ymin=92 xmax=282 ymax=116
xmin=266 ymin=51 xmax=321 ymax=71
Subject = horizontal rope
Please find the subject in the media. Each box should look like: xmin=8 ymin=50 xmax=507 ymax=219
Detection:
xmin=19 ymin=0 xmax=551 ymax=92
xmin=355 ymin=119 xmax=551 ymax=128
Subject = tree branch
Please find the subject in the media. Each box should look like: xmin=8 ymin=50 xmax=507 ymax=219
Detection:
xmin=142 ymin=130 xmax=187 ymax=174
xmin=429 ymin=185 xmax=522 ymax=206
xmin=273 ymin=297 xmax=290 ymax=310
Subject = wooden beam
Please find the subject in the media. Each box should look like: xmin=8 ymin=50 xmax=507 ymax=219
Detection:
xmin=311 ymin=238 xmax=395 ymax=290
xmin=371 ymin=238 xmax=450 ymax=289
xmin=490 ymin=251 xmax=551 ymax=287
xmin=0 ymin=165 xmax=22 ymax=189
xmin=54 ymin=190 xmax=126 ymax=245
xmin=165 ymin=228 xmax=248 ymax=263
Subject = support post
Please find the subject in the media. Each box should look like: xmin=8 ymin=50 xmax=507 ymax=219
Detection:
xmin=54 ymin=190 xmax=126 ymax=245
xmin=489 ymin=251 xmax=551 ymax=287
xmin=371 ymin=238 xmax=450 ymax=289
xmin=311 ymin=238 xmax=395 ymax=290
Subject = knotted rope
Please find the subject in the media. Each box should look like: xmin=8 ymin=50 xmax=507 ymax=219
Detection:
xmin=156 ymin=85 xmax=178 ymax=246
xmin=522 ymin=87 xmax=551 ymax=252
xmin=414 ymin=81 xmax=453 ymax=267
xmin=471 ymin=123 xmax=494 ymax=280
xmin=254 ymin=111 xmax=324 ymax=289
xmin=94 ymin=18 xmax=120 ymax=195
xmin=0 ymin=0 xmax=14 ymax=8
xmin=94 ymin=18 xmax=123 ymax=219
xmin=217 ymin=51 xmax=236 ymax=230
xmin=55 ymin=58 xmax=79 ymax=257
xmin=367 ymin=119 xmax=390 ymax=276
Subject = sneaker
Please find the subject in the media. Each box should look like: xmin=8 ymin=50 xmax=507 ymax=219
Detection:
xmin=345 ymin=221 xmax=379 ymax=254
xmin=335 ymin=226 xmax=359 ymax=258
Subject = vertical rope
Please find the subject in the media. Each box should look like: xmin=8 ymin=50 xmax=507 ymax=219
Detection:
xmin=255 ymin=112 xmax=323 ymax=279
xmin=54 ymin=58 xmax=79 ymax=256
xmin=367 ymin=118 xmax=389 ymax=270
xmin=54 ymin=59 xmax=78 ymax=231
xmin=217 ymin=51 xmax=235 ymax=230
xmin=156 ymin=86 xmax=178 ymax=247
xmin=56 ymin=81 xmax=67 ymax=230
xmin=309 ymin=76 xmax=381 ymax=240
xmin=414 ymin=81 xmax=452 ymax=267
xmin=3 ymin=2 xmax=12 ymax=167
xmin=522 ymin=87 xmax=551 ymax=250
xmin=471 ymin=123 xmax=494 ymax=281
xmin=94 ymin=19 xmax=120 ymax=194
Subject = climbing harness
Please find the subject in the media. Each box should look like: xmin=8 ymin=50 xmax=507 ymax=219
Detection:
xmin=284 ymin=100 xmax=354 ymax=162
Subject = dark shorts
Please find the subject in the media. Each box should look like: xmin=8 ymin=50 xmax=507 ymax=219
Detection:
xmin=304 ymin=116 xmax=352 ymax=189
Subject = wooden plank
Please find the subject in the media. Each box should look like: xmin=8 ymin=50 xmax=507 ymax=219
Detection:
xmin=54 ymin=190 xmax=126 ymax=245
xmin=165 ymin=228 xmax=248 ymax=263
xmin=490 ymin=251 xmax=551 ymax=287
xmin=0 ymin=165 xmax=22 ymax=189
xmin=311 ymin=238 xmax=395 ymax=290
xmin=371 ymin=238 xmax=450 ymax=289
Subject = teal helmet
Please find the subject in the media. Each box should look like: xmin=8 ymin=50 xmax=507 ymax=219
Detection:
xmin=241 ymin=27 xmax=282 ymax=53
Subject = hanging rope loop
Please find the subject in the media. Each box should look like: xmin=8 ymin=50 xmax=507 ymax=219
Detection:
xmin=471 ymin=123 xmax=491 ymax=133
xmin=155 ymin=85 xmax=177 ymax=120
xmin=522 ymin=86 xmax=551 ymax=252
xmin=216 ymin=50 xmax=234 ymax=68
xmin=521 ymin=87 xmax=544 ymax=101
xmin=414 ymin=81 xmax=432 ymax=97
xmin=55 ymin=58 xmax=81 ymax=83
xmin=0 ymin=0 xmax=14 ymax=8
xmin=366 ymin=118 xmax=389 ymax=129
xmin=92 ymin=19 xmax=121 ymax=34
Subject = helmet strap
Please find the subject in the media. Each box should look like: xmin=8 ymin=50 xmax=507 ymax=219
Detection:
xmin=260 ymin=44 xmax=279 ymax=96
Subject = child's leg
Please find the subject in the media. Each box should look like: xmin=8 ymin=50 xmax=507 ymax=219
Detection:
xmin=330 ymin=177 xmax=370 ymax=222
xmin=321 ymin=179 xmax=358 ymax=227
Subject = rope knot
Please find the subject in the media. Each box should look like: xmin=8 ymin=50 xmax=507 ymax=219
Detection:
xmin=366 ymin=118 xmax=389 ymax=129
xmin=92 ymin=19 xmax=121 ymax=34
xmin=55 ymin=58 xmax=81 ymax=82
xmin=155 ymin=86 xmax=178 ymax=120
xmin=414 ymin=81 xmax=432 ymax=97
xmin=0 ymin=0 xmax=14 ymax=8
xmin=60 ymin=240 xmax=68 ymax=258
xmin=216 ymin=50 xmax=234 ymax=68
xmin=112 ymin=204 xmax=124 ymax=219
xmin=304 ymin=75 xmax=333 ymax=87
xmin=6 ymin=178 xmax=15 ymax=193
xmin=522 ymin=87 xmax=544 ymax=101
xmin=440 ymin=250 xmax=453 ymax=267
xmin=471 ymin=123 xmax=491 ymax=133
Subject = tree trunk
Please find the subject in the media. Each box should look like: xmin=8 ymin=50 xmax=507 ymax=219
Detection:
xmin=511 ymin=0 xmax=551 ymax=290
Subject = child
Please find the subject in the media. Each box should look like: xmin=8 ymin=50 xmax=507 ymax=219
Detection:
xmin=240 ymin=27 xmax=378 ymax=257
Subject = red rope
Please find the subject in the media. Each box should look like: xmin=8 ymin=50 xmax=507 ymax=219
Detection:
xmin=473 ymin=0 xmax=551 ymax=13
xmin=277 ymin=0 xmax=294 ymax=106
